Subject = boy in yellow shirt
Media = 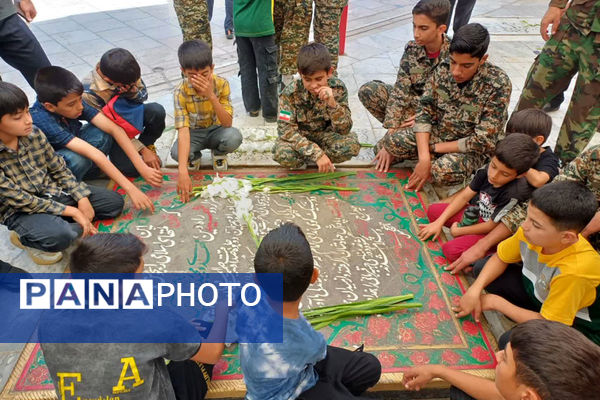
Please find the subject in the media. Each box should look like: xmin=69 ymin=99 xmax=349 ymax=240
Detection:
xmin=455 ymin=181 xmax=600 ymax=346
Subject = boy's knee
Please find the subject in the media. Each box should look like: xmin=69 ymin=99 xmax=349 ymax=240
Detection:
xmin=144 ymin=102 xmax=166 ymax=121
xmin=27 ymin=224 xmax=78 ymax=252
xmin=59 ymin=151 xmax=94 ymax=181
xmin=218 ymin=127 xmax=242 ymax=153
xmin=358 ymin=352 xmax=382 ymax=387
xmin=442 ymin=241 xmax=461 ymax=263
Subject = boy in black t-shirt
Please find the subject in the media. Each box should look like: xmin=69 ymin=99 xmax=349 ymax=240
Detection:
xmin=418 ymin=134 xmax=539 ymax=262
xmin=505 ymin=108 xmax=560 ymax=187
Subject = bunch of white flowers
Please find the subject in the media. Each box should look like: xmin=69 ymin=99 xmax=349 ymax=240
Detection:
xmin=198 ymin=175 xmax=254 ymax=221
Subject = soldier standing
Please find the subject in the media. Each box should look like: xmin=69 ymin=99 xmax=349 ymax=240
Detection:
xmin=514 ymin=0 xmax=600 ymax=164
xmin=274 ymin=0 xmax=312 ymax=87
xmin=173 ymin=0 xmax=213 ymax=48
xmin=313 ymin=0 xmax=347 ymax=71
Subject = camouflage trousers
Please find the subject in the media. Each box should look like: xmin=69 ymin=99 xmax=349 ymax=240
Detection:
xmin=358 ymin=80 xmax=395 ymax=123
xmin=274 ymin=0 xmax=312 ymax=75
xmin=273 ymin=131 xmax=360 ymax=168
xmin=173 ymin=0 xmax=212 ymax=47
xmin=313 ymin=2 xmax=346 ymax=70
xmin=515 ymin=22 xmax=600 ymax=164
xmin=374 ymin=129 xmax=486 ymax=186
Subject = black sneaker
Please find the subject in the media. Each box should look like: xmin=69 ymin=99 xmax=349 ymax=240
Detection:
xmin=264 ymin=115 xmax=277 ymax=123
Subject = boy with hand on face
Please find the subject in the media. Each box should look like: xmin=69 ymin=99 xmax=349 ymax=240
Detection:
xmin=359 ymin=0 xmax=451 ymax=173
xmin=171 ymin=40 xmax=242 ymax=203
xmin=273 ymin=42 xmax=360 ymax=172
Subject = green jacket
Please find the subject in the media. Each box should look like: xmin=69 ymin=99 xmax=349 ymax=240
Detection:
xmin=233 ymin=0 xmax=275 ymax=37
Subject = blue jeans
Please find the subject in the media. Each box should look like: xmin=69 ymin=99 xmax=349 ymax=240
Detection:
xmin=56 ymin=124 xmax=113 ymax=181
xmin=4 ymin=186 xmax=124 ymax=252
xmin=207 ymin=0 xmax=233 ymax=32
xmin=170 ymin=125 xmax=242 ymax=162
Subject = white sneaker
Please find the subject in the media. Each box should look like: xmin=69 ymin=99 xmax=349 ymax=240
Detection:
xmin=211 ymin=151 xmax=228 ymax=171
xmin=10 ymin=231 xmax=63 ymax=265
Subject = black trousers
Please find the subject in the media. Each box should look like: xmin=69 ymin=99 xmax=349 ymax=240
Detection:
xmin=447 ymin=0 xmax=477 ymax=33
xmin=109 ymin=102 xmax=166 ymax=177
xmin=0 ymin=13 xmax=50 ymax=88
xmin=236 ymin=35 xmax=279 ymax=119
xmin=4 ymin=186 xmax=124 ymax=252
xmin=298 ymin=346 xmax=382 ymax=400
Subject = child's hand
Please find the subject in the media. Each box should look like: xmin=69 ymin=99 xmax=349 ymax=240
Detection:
xmin=417 ymin=221 xmax=443 ymax=241
xmin=128 ymin=186 xmax=155 ymax=213
xmin=450 ymin=222 xmax=462 ymax=237
xmin=72 ymin=208 xmax=98 ymax=237
xmin=402 ymin=365 xmax=439 ymax=391
xmin=140 ymin=165 xmax=163 ymax=188
xmin=316 ymin=154 xmax=335 ymax=173
xmin=177 ymin=173 xmax=193 ymax=203
xmin=374 ymin=145 xmax=397 ymax=173
xmin=77 ymin=197 xmax=95 ymax=221
xmin=453 ymin=289 xmax=483 ymax=322
xmin=141 ymin=146 xmax=162 ymax=170
xmin=190 ymin=74 xmax=214 ymax=98
xmin=317 ymin=86 xmax=336 ymax=108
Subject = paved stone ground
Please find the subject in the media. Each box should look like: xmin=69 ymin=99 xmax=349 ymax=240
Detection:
xmin=1 ymin=0 xmax=599 ymax=395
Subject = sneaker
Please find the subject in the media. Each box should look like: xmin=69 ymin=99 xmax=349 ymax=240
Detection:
xmin=264 ymin=115 xmax=277 ymax=123
xmin=226 ymin=29 xmax=234 ymax=40
xmin=542 ymin=92 xmax=565 ymax=113
xmin=248 ymin=110 xmax=260 ymax=117
xmin=212 ymin=151 xmax=228 ymax=171
xmin=10 ymin=231 xmax=63 ymax=265
xmin=188 ymin=153 xmax=202 ymax=170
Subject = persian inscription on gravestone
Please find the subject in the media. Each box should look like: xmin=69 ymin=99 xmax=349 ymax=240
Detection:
xmin=137 ymin=191 xmax=422 ymax=309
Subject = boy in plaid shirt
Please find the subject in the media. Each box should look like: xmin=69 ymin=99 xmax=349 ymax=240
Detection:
xmin=0 ymin=82 xmax=123 ymax=265
xmin=170 ymin=40 xmax=242 ymax=202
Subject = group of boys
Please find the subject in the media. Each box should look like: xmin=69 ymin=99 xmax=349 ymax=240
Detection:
xmin=2 ymin=0 xmax=600 ymax=399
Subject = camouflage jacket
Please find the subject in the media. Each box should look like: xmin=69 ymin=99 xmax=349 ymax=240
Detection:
xmin=556 ymin=145 xmax=600 ymax=201
xmin=277 ymin=77 xmax=353 ymax=162
xmin=383 ymin=35 xmax=450 ymax=129
xmin=314 ymin=0 xmax=348 ymax=8
xmin=413 ymin=61 xmax=511 ymax=155
xmin=550 ymin=0 xmax=600 ymax=37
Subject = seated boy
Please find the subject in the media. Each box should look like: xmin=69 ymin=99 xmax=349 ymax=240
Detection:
xmin=447 ymin=144 xmax=598 ymax=274
xmin=241 ymin=222 xmax=381 ymax=399
xmin=41 ymin=233 xmax=225 ymax=399
xmin=360 ymin=0 xmax=450 ymax=168
xmin=30 ymin=66 xmax=163 ymax=187
xmin=82 ymin=48 xmax=166 ymax=177
xmin=171 ymin=39 xmax=243 ymax=202
xmin=377 ymin=23 xmax=511 ymax=190
xmin=0 ymin=82 xmax=124 ymax=265
xmin=456 ymin=181 xmax=600 ymax=346
xmin=402 ymin=319 xmax=600 ymax=400
xmin=273 ymin=42 xmax=360 ymax=173
xmin=418 ymin=133 xmax=539 ymax=262
xmin=505 ymin=108 xmax=559 ymax=188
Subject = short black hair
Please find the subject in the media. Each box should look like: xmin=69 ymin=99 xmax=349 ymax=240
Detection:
xmin=412 ymin=0 xmax=451 ymax=26
xmin=178 ymin=40 xmax=213 ymax=70
xmin=529 ymin=181 xmax=597 ymax=232
xmin=0 ymin=82 xmax=29 ymax=119
xmin=494 ymin=132 xmax=540 ymax=175
xmin=99 ymin=48 xmax=141 ymax=85
xmin=506 ymin=109 xmax=552 ymax=141
xmin=450 ymin=23 xmax=490 ymax=59
xmin=510 ymin=320 xmax=600 ymax=399
xmin=34 ymin=66 xmax=83 ymax=105
xmin=70 ymin=233 xmax=147 ymax=274
xmin=254 ymin=223 xmax=314 ymax=302
xmin=297 ymin=42 xmax=331 ymax=76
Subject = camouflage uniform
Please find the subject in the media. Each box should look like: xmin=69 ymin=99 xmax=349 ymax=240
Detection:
xmin=273 ymin=77 xmax=360 ymax=168
xmin=501 ymin=145 xmax=600 ymax=249
xmin=313 ymin=0 xmax=348 ymax=70
xmin=358 ymin=36 xmax=450 ymax=129
xmin=515 ymin=0 xmax=600 ymax=164
xmin=376 ymin=61 xmax=511 ymax=186
xmin=273 ymin=0 xmax=312 ymax=75
xmin=173 ymin=0 xmax=212 ymax=48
